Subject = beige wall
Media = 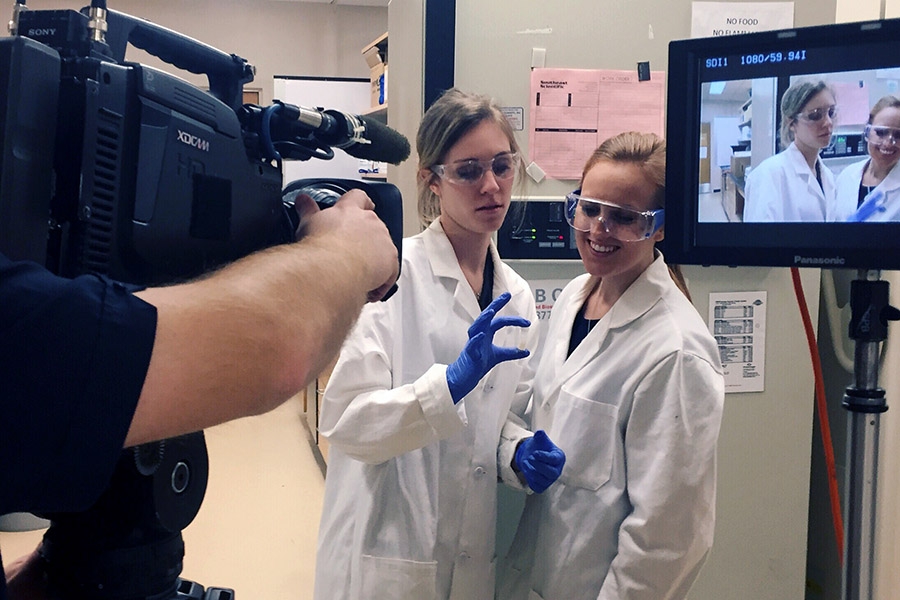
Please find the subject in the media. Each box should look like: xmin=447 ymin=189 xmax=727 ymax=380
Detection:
xmin=21 ymin=0 xmax=387 ymax=105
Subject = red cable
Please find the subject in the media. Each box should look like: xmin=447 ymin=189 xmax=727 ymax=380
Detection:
xmin=790 ymin=267 xmax=844 ymax=566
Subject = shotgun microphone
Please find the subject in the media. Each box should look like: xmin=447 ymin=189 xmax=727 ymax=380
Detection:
xmin=282 ymin=103 xmax=411 ymax=164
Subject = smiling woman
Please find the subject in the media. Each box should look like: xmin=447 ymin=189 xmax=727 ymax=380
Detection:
xmin=832 ymin=94 xmax=900 ymax=221
xmin=497 ymin=131 xmax=725 ymax=600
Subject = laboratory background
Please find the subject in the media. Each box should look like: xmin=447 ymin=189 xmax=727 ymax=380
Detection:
xmin=2 ymin=0 xmax=900 ymax=599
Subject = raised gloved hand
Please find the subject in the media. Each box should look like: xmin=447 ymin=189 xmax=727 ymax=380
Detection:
xmin=514 ymin=430 xmax=566 ymax=493
xmin=446 ymin=292 xmax=530 ymax=404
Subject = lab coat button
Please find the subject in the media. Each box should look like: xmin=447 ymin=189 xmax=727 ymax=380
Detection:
xmin=458 ymin=551 xmax=470 ymax=562
xmin=474 ymin=466 xmax=486 ymax=478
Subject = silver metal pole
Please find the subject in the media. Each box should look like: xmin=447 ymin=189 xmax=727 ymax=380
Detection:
xmin=842 ymin=344 xmax=880 ymax=600
xmin=842 ymin=270 xmax=888 ymax=600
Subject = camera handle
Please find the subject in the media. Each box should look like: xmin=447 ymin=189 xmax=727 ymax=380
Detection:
xmin=841 ymin=272 xmax=900 ymax=600
xmin=92 ymin=8 xmax=255 ymax=111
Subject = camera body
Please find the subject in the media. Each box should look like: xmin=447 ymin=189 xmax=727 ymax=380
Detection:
xmin=1 ymin=8 xmax=290 ymax=285
xmin=1 ymin=5 xmax=403 ymax=598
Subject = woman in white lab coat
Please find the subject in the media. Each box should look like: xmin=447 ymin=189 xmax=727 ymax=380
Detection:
xmin=831 ymin=95 xmax=900 ymax=222
xmin=313 ymin=88 xmax=565 ymax=600
xmin=498 ymin=132 xmax=725 ymax=600
xmin=742 ymin=79 xmax=836 ymax=222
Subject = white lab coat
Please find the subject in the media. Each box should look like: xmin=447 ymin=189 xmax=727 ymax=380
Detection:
xmin=830 ymin=158 xmax=900 ymax=221
xmin=313 ymin=218 xmax=540 ymax=600
xmin=497 ymin=255 xmax=725 ymax=600
xmin=742 ymin=142 xmax=834 ymax=222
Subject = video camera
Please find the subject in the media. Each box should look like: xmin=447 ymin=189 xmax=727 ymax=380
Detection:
xmin=0 ymin=1 xmax=407 ymax=597
xmin=0 ymin=0 xmax=406 ymax=282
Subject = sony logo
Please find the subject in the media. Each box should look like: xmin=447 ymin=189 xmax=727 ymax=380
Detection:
xmin=27 ymin=28 xmax=56 ymax=37
xmin=793 ymin=255 xmax=846 ymax=266
xmin=177 ymin=129 xmax=210 ymax=152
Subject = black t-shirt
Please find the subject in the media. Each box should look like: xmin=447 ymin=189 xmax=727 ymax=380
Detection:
xmin=0 ymin=254 xmax=157 ymax=597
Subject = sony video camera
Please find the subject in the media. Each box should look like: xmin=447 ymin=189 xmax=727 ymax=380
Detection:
xmin=0 ymin=0 xmax=406 ymax=285
xmin=0 ymin=2 xmax=407 ymax=598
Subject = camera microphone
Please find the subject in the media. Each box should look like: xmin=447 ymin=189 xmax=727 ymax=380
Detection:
xmin=287 ymin=104 xmax=411 ymax=165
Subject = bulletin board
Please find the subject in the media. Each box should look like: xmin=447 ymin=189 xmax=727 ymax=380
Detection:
xmin=454 ymin=0 xmax=837 ymax=200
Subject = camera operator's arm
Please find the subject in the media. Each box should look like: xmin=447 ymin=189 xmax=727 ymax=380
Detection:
xmin=128 ymin=189 xmax=397 ymax=447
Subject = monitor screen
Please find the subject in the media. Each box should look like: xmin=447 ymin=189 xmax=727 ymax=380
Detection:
xmin=664 ymin=18 xmax=900 ymax=270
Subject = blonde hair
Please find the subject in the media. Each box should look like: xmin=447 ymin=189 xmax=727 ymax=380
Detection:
xmin=415 ymin=88 xmax=526 ymax=229
xmin=579 ymin=131 xmax=692 ymax=301
xmin=868 ymin=94 xmax=900 ymax=124
xmin=779 ymin=79 xmax=835 ymax=148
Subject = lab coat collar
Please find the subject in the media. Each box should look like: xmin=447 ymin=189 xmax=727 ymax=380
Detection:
xmin=786 ymin=142 xmax=816 ymax=178
xmin=878 ymin=159 xmax=900 ymax=193
xmin=604 ymin=252 xmax=669 ymax=330
xmin=421 ymin=217 xmax=518 ymax=319
xmin=787 ymin=142 xmax=830 ymax=190
xmin=560 ymin=253 xmax=666 ymax=375
xmin=787 ymin=142 xmax=833 ymax=213
xmin=423 ymin=218 xmax=463 ymax=280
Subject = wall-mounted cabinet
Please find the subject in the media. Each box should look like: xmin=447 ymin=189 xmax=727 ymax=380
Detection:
xmin=362 ymin=32 xmax=388 ymax=111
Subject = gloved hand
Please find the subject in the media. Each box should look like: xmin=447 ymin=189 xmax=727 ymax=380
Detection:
xmin=446 ymin=292 xmax=530 ymax=404
xmin=514 ymin=430 xmax=566 ymax=493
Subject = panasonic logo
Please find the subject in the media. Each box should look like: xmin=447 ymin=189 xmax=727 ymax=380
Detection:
xmin=177 ymin=130 xmax=210 ymax=152
xmin=27 ymin=28 xmax=56 ymax=37
xmin=793 ymin=255 xmax=846 ymax=266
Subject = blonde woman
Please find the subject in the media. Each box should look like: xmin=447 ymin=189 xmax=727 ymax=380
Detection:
xmin=743 ymin=79 xmax=837 ymax=222
xmin=499 ymin=132 xmax=724 ymax=600
xmin=314 ymin=89 xmax=564 ymax=600
xmin=831 ymin=94 xmax=900 ymax=221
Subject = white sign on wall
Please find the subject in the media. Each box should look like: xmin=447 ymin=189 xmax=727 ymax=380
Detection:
xmin=708 ymin=291 xmax=767 ymax=393
xmin=691 ymin=1 xmax=794 ymax=38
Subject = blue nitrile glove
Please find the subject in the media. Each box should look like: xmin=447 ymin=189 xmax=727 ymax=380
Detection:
xmin=446 ymin=292 xmax=531 ymax=404
xmin=849 ymin=188 xmax=885 ymax=222
xmin=514 ymin=430 xmax=566 ymax=493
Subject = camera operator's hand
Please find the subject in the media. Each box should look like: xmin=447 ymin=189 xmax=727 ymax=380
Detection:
xmin=293 ymin=188 xmax=399 ymax=303
xmin=128 ymin=188 xmax=399 ymax=447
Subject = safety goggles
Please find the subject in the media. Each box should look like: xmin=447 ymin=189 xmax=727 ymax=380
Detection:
xmin=431 ymin=152 xmax=519 ymax=186
xmin=564 ymin=191 xmax=665 ymax=241
xmin=864 ymin=124 xmax=900 ymax=146
xmin=795 ymin=105 xmax=838 ymax=123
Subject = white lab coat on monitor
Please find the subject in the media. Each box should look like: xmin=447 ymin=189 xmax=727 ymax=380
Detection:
xmin=313 ymin=218 xmax=540 ymax=600
xmin=830 ymin=157 xmax=900 ymax=222
xmin=742 ymin=141 xmax=834 ymax=222
xmin=498 ymin=255 xmax=725 ymax=600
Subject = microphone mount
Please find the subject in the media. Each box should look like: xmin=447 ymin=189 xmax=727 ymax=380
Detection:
xmin=240 ymin=101 xmax=408 ymax=167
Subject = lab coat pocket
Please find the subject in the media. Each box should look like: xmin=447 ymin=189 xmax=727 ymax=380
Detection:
xmin=551 ymin=390 xmax=617 ymax=491
xmin=358 ymin=554 xmax=438 ymax=600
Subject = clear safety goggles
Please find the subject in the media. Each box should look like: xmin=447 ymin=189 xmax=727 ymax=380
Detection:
xmin=431 ymin=152 xmax=519 ymax=186
xmin=864 ymin=124 xmax=900 ymax=146
xmin=564 ymin=191 xmax=665 ymax=242
xmin=795 ymin=105 xmax=838 ymax=123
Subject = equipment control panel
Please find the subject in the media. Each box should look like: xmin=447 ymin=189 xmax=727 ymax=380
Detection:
xmin=498 ymin=200 xmax=580 ymax=260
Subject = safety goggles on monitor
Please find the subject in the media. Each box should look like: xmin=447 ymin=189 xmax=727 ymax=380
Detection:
xmin=564 ymin=191 xmax=665 ymax=242
xmin=864 ymin=124 xmax=900 ymax=146
xmin=431 ymin=152 xmax=519 ymax=186
xmin=795 ymin=105 xmax=838 ymax=123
